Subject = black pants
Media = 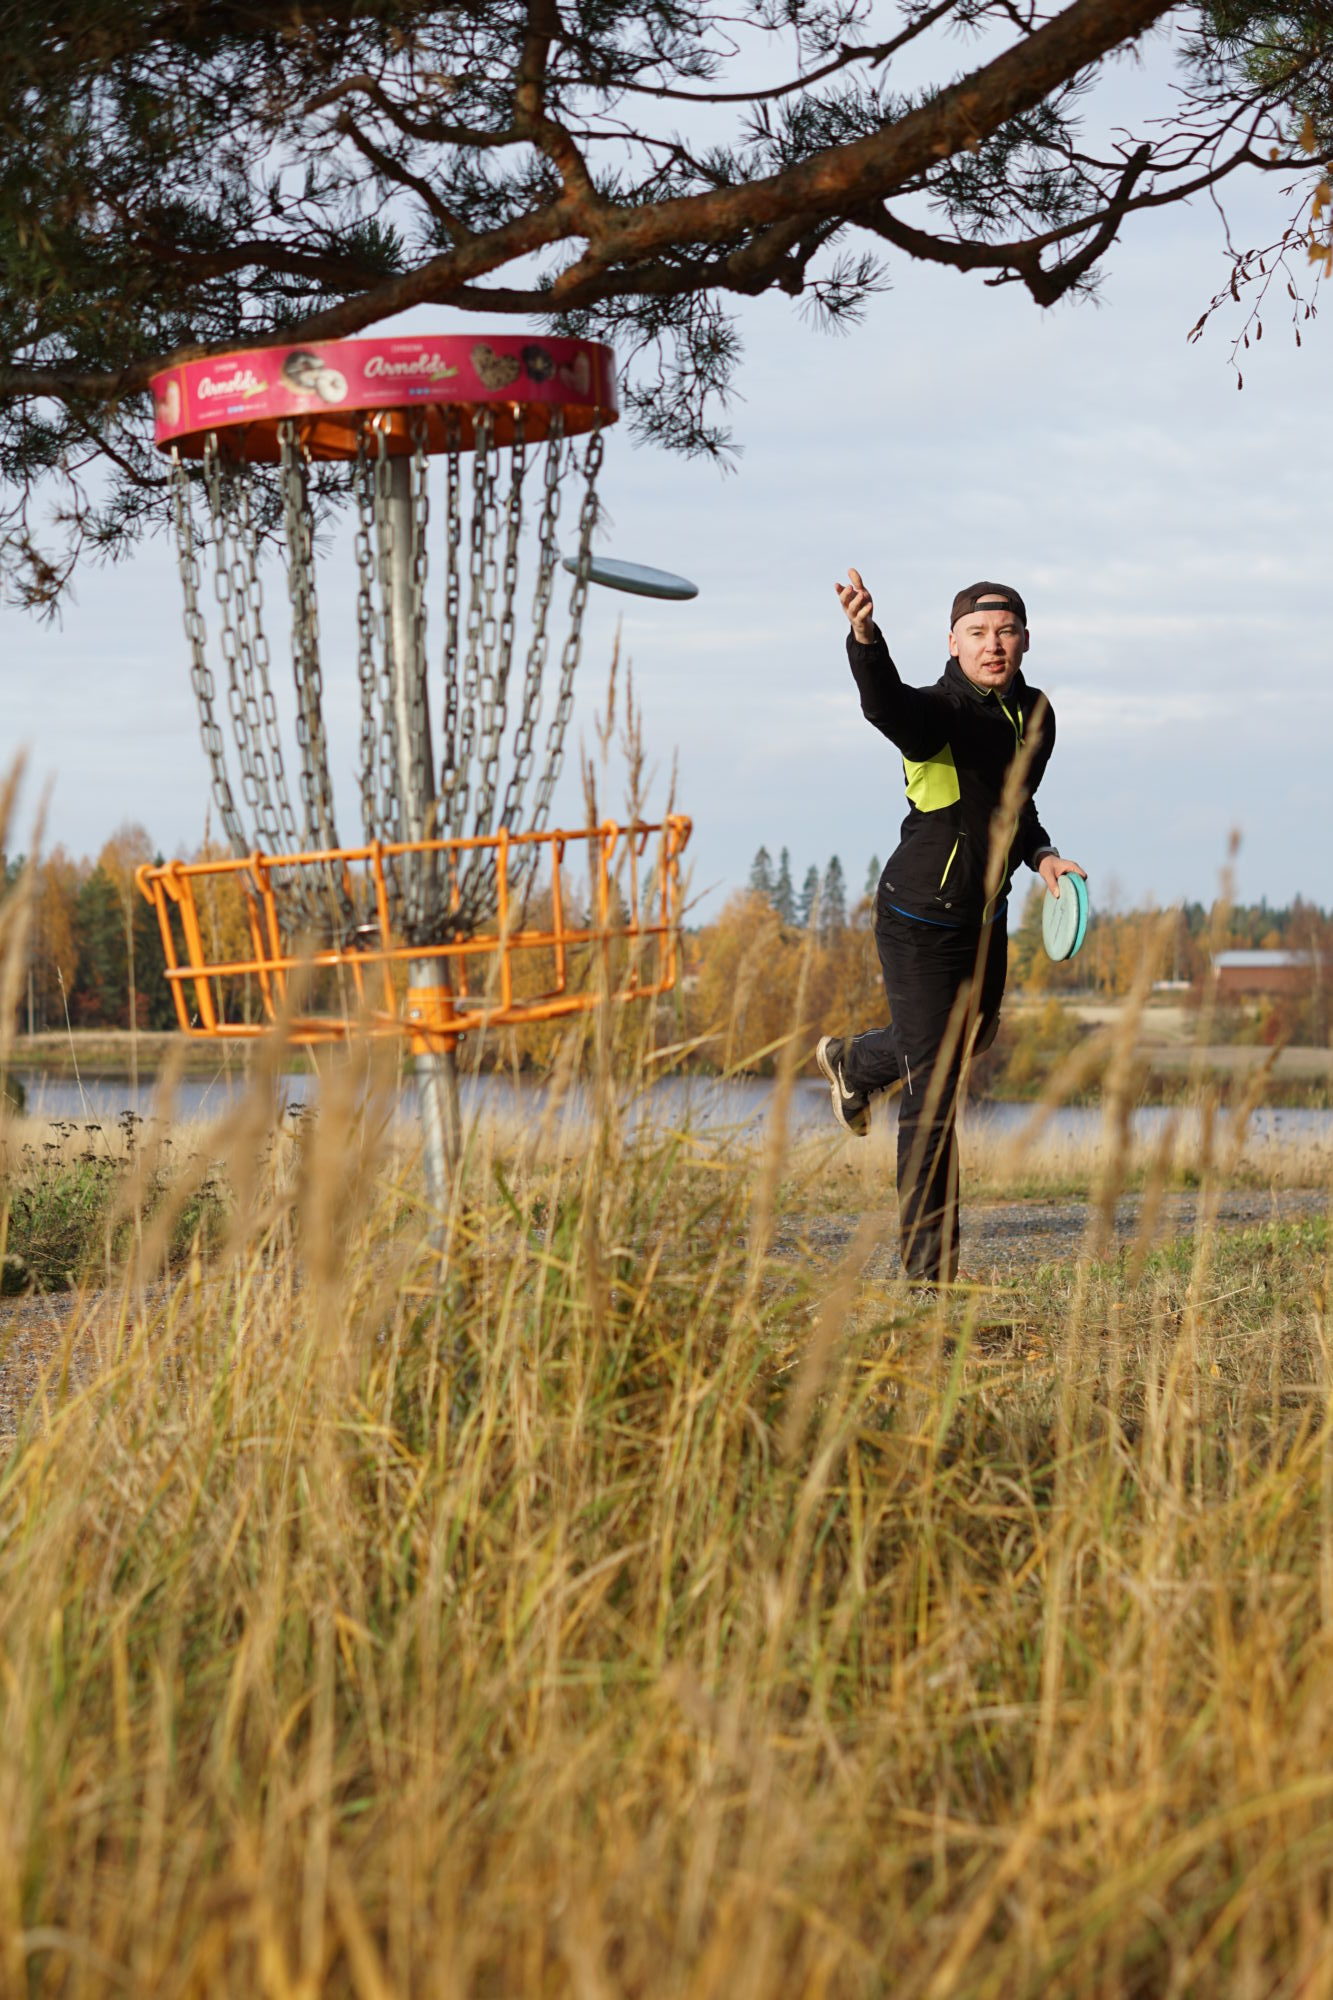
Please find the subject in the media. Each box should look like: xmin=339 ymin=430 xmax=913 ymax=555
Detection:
xmin=840 ymin=907 xmax=1008 ymax=1283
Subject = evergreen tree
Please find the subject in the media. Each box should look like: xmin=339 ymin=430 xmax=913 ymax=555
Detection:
xmin=71 ymin=868 xmax=127 ymax=1027
xmin=773 ymin=847 xmax=795 ymax=924
xmin=748 ymin=846 xmax=774 ymax=901
xmin=135 ymin=860 xmax=176 ymax=1030
xmin=864 ymin=855 xmax=882 ymax=898
xmin=68 ymin=848 xmax=176 ymax=1029
xmin=797 ymin=866 xmax=820 ymax=931
xmin=821 ymin=856 xmax=847 ymax=938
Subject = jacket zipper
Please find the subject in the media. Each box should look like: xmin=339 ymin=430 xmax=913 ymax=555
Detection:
xmin=925 ymin=693 xmax=1024 ymax=901
xmin=939 ymin=836 xmax=960 ymax=889
xmin=983 ymin=696 xmax=1025 ymax=920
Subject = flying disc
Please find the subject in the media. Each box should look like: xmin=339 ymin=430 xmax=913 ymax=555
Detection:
xmin=1042 ymin=871 xmax=1089 ymax=962
xmin=561 ymin=554 xmax=698 ymax=600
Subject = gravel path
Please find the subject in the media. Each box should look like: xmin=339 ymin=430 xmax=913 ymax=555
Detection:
xmin=773 ymin=1187 xmax=1329 ymax=1283
xmin=965 ymin=1186 xmax=1327 ymax=1270
xmin=0 ymin=1282 xmax=171 ymax=1439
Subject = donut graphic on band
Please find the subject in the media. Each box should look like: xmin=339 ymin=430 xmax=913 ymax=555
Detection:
xmin=281 ymin=350 xmax=349 ymax=404
xmin=521 ymin=344 xmax=556 ymax=383
xmin=281 ymin=350 xmax=324 ymax=392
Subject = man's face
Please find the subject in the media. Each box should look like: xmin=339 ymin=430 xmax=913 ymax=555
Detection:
xmin=948 ymin=609 xmax=1029 ymax=694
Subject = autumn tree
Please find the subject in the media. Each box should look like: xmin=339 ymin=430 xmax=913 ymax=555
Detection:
xmin=27 ymin=847 xmax=84 ymax=1031
xmin=1007 ymin=880 xmax=1048 ymax=993
xmin=688 ymin=881 xmax=882 ymax=1073
xmin=0 ymin=2 xmax=1329 ymax=603
xmin=188 ymin=839 xmax=265 ymax=1027
xmin=70 ymin=824 xmax=174 ymax=1028
xmin=689 ymin=889 xmax=799 ymax=1073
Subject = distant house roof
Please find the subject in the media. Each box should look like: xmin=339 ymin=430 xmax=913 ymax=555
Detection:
xmin=1213 ymin=950 xmax=1315 ymax=969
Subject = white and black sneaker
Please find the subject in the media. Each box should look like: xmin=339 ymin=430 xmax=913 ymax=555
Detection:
xmin=815 ymin=1035 xmax=871 ymax=1137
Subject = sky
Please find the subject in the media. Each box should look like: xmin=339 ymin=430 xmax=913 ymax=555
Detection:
xmin=0 ymin=26 xmax=1328 ymax=920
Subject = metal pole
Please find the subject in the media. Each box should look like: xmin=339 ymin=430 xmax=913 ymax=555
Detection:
xmin=385 ymin=457 xmax=433 ymax=861
xmin=385 ymin=455 xmax=460 ymax=1225
xmin=413 ymin=987 xmax=462 ymax=1214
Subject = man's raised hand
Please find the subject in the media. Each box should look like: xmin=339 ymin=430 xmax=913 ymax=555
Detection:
xmin=835 ymin=568 xmax=876 ymax=644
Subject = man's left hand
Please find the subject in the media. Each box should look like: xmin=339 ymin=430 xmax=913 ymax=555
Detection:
xmin=1038 ymin=854 xmax=1088 ymax=898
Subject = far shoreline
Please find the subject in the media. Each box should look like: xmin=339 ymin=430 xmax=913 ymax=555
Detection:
xmin=4 ymin=1028 xmax=1331 ymax=1111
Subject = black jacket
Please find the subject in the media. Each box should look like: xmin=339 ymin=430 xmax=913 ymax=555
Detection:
xmin=847 ymin=627 xmax=1056 ymax=926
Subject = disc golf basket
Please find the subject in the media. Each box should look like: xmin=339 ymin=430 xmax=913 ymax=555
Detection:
xmin=137 ymin=332 xmax=692 ymax=1204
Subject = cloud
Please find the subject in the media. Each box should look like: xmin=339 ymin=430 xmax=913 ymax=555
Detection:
xmin=1051 ymin=686 xmax=1245 ymax=736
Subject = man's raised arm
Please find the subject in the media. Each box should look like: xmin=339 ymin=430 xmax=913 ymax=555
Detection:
xmin=835 ymin=568 xmax=947 ymax=761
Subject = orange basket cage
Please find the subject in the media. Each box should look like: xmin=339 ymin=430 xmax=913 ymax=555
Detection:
xmin=136 ymin=816 xmax=692 ymax=1053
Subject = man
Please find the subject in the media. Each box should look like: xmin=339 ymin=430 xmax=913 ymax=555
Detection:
xmin=817 ymin=572 xmax=1087 ymax=1285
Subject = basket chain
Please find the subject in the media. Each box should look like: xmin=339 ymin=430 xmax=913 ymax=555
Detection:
xmin=171 ymin=403 xmax=612 ymax=954
xmin=527 ymin=422 xmax=605 ymax=841
xmin=203 ymin=438 xmax=300 ymax=861
xmin=240 ymin=473 xmax=300 ymax=857
xmin=438 ymin=412 xmax=463 ymax=817
xmin=469 ymin=409 xmax=525 ymax=847
xmin=280 ymin=423 xmax=341 ymax=856
xmin=404 ymin=415 xmax=437 ymax=936
xmin=280 ymin=422 xmax=354 ymax=934
xmin=450 ymin=408 xmax=496 ymax=844
xmin=493 ymin=419 xmax=564 ymax=907
xmin=353 ymin=426 xmax=382 ymax=847
xmin=370 ymin=429 xmax=404 ymax=850
xmin=471 ymin=409 xmax=502 ymax=839
xmin=171 ymin=452 xmax=248 ymax=857
xmin=206 ymin=444 xmax=268 ymax=846
xmin=409 ymin=416 xmax=433 ymax=826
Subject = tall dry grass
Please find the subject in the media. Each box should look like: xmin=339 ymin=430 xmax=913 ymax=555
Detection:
xmin=0 ymin=986 xmax=1330 ymax=1994
xmin=3 ymin=806 xmax=1333 ymax=1992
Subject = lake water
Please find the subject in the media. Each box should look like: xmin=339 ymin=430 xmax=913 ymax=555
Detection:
xmin=10 ymin=1068 xmax=1333 ymax=1161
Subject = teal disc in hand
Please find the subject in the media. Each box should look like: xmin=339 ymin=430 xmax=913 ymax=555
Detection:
xmin=1041 ymin=871 xmax=1089 ymax=961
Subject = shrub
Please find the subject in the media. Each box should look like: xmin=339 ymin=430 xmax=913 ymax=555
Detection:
xmin=0 ymin=1114 xmax=227 ymax=1292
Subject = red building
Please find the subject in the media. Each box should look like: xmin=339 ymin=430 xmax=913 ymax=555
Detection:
xmin=1212 ymin=950 xmax=1325 ymax=999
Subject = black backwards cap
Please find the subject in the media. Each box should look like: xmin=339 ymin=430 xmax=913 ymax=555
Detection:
xmin=950 ymin=581 xmax=1027 ymax=629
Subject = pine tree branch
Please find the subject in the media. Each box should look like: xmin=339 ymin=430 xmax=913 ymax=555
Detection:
xmin=860 ymin=142 xmax=1154 ymax=304
xmin=335 ymin=113 xmax=474 ymax=238
xmin=0 ymin=0 xmax=1168 ymax=405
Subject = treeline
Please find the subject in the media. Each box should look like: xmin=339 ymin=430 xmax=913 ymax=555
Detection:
xmin=746 ymin=846 xmax=881 ymax=935
xmin=13 ymin=825 xmax=189 ymax=1033
xmin=742 ymin=836 xmax=1333 ymax=1000
xmin=1011 ymin=889 xmax=1333 ymax=999
xmin=9 ymin=814 xmax=1333 ymax=1062
xmin=683 ymin=858 xmax=1333 ymax=1074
